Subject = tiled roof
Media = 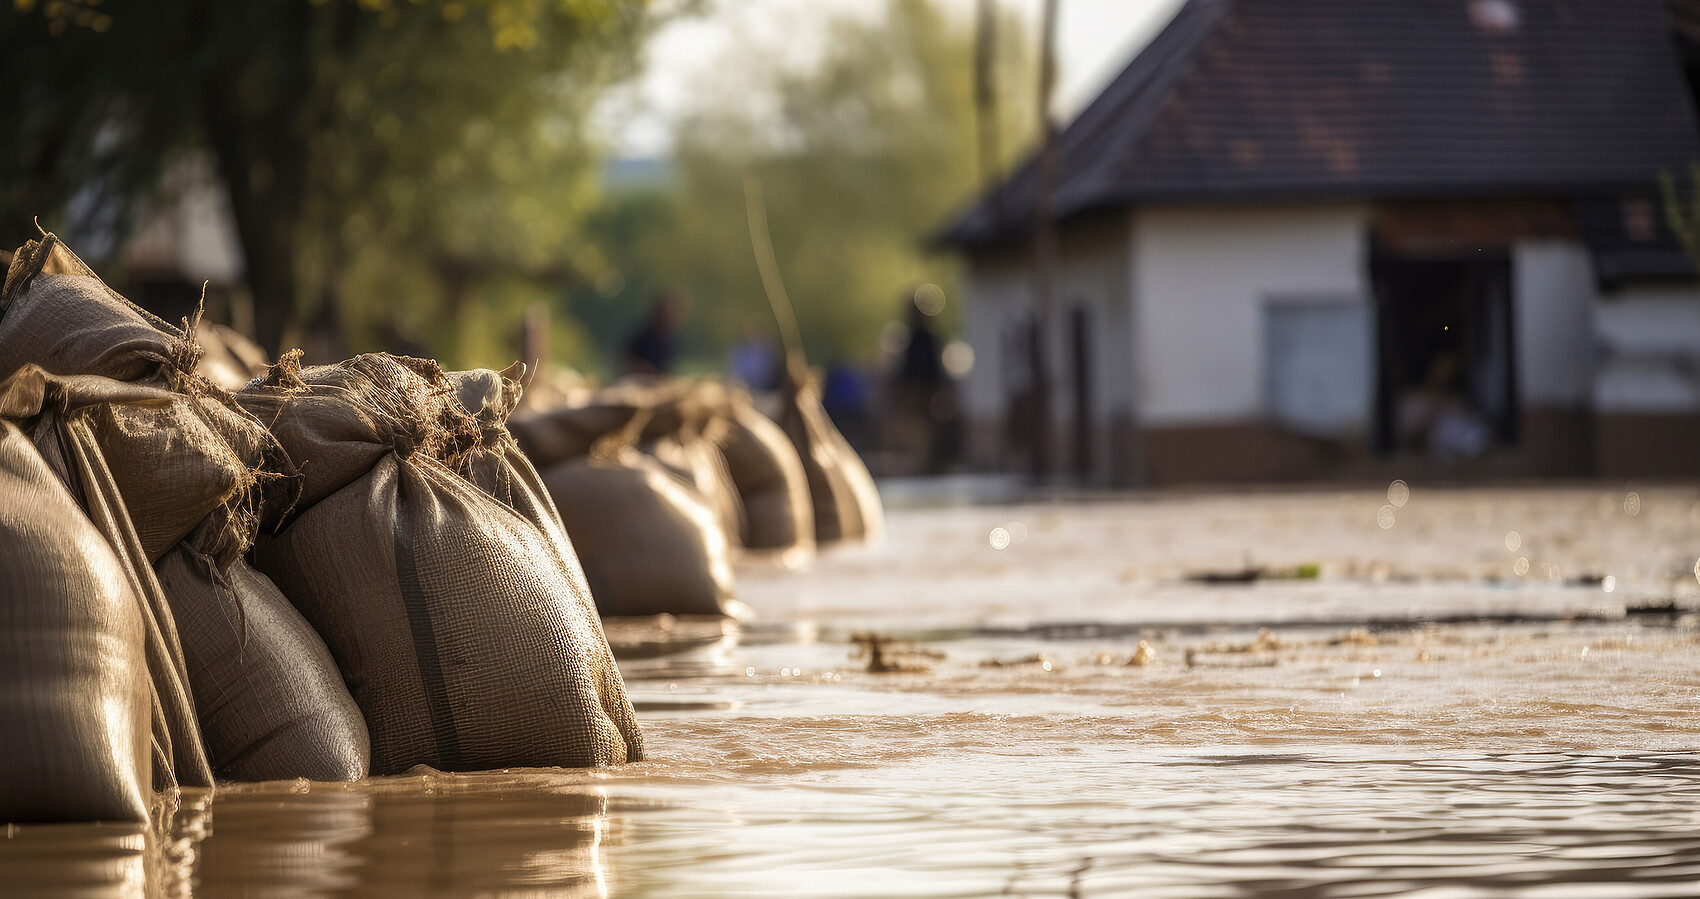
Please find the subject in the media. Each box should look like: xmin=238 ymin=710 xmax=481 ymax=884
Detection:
xmin=938 ymin=0 xmax=1700 ymax=247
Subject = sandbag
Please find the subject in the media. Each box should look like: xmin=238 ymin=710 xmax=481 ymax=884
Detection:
xmin=0 ymin=367 xmax=215 ymax=819
xmin=509 ymin=402 xmax=642 ymax=469
xmin=0 ymin=231 xmax=192 ymax=384
xmin=155 ymin=543 xmax=369 ymax=783
xmin=1 ymin=231 xmax=279 ymax=563
xmin=779 ymin=359 xmax=884 ymax=544
xmin=721 ymin=397 xmax=815 ymax=553
xmin=245 ymin=353 xmax=642 ymax=773
xmin=0 ymin=418 xmax=152 ymax=823
xmin=85 ymin=394 xmax=270 ymax=563
xmin=541 ymin=449 xmax=734 ymax=618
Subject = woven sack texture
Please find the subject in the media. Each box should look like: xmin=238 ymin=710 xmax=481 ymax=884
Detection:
xmin=0 ymin=367 xmax=214 ymax=812
xmin=245 ymin=354 xmax=642 ymax=772
xmin=155 ymin=542 xmax=369 ymax=783
xmin=0 ymin=416 xmax=152 ymax=823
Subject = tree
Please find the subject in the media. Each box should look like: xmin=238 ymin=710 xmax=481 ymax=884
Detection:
xmin=568 ymin=0 xmax=1035 ymax=375
xmin=2 ymin=0 xmax=650 ymax=362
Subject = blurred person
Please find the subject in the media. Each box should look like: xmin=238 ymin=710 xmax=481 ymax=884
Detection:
xmin=727 ymin=320 xmax=780 ymax=391
xmin=623 ymin=291 xmax=685 ymax=376
xmin=823 ymin=360 xmax=877 ymax=453
xmin=891 ymin=295 xmax=948 ymax=473
xmin=1397 ymin=352 xmax=1489 ymax=460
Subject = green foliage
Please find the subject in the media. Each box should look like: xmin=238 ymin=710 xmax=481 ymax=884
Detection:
xmin=1658 ymin=162 xmax=1700 ymax=269
xmin=2 ymin=0 xmax=650 ymax=365
xmin=569 ymin=0 xmax=1035 ymax=377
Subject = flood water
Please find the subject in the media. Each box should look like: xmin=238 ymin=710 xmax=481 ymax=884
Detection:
xmin=7 ymin=484 xmax=1700 ymax=897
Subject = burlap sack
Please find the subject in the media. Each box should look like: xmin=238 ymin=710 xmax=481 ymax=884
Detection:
xmin=721 ymin=397 xmax=815 ymax=553
xmin=155 ymin=543 xmax=369 ymax=783
xmin=2 ymin=231 xmax=282 ymax=563
xmin=644 ymin=427 xmax=744 ymax=546
xmin=779 ymin=359 xmax=884 ymax=544
xmin=509 ymin=402 xmax=643 ymax=469
xmin=245 ymin=353 xmax=642 ymax=773
xmin=0 ymin=231 xmax=193 ymax=384
xmin=0 ymin=367 xmax=214 ymax=814
xmin=541 ymin=449 xmax=734 ymax=618
xmin=0 ymin=416 xmax=151 ymax=823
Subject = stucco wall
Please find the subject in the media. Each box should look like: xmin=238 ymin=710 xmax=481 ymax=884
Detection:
xmin=960 ymin=215 xmax=1136 ymax=474
xmin=1132 ymin=203 xmax=1370 ymax=426
xmin=1511 ymin=239 xmax=1596 ymax=409
xmin=1593 ymin=285 xmax=1700 ymax=413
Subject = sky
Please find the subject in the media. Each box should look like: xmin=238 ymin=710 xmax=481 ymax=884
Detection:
xmin=601 ymin=0 xmax=1188 ymax=157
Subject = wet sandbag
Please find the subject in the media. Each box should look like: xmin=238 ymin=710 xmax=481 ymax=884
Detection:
xmin=3 ymin=368 xmax=217 ymax=797
xmin=0 ymin=417 xmax=152 ymax=823
xmin=155 ymin=542 xmax=369 ymax=783
xmin=1 ymin=231 xmax=192 ymax=384
xmin=85 ymin=393 xmax=271 ymax=563
xmin=541 ymin=449 xmax=734 ymax=618
xmin=246 ymin=353 xmax=642 ymax=772
xmin=721 ymin=397 xmax=814 ymax=553
xmin=779 ymin=359 xmax=883 ymax=544
xmin=2 ymin=232 xmax=276 ymax=562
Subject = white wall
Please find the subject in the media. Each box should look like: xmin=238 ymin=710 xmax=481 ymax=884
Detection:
xmin=1132 ymin=203 xmax=1370 ymax=426
xmin=961 ymin=217 xmax=1137 ymax=423
xmin=1593 ymin=285 xmax=1700 ymax=413
xmin=1512 ymin=240 xmax=1596 ymax=409
xmin=960 ymin=258 xmax=1027 ymax=421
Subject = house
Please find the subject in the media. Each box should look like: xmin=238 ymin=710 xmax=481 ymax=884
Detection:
xmin=935 ymin=0 xmax=1700 ymax=484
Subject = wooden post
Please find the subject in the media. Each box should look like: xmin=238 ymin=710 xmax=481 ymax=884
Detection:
xmin=522 ymin=301 xmax=550 ymax=372
xmin=1029 ymin=0 xmax=1061 ymax=480
xmin=973 ymin=0 xmax=1002 ymax=205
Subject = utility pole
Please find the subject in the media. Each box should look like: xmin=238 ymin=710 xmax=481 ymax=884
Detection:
xmin=1029 ymin=0 xmax=1061 ymax=480
xmin=973 ymin=0 xmax=1002 ymax=204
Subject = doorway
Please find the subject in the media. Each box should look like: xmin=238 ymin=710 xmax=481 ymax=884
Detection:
xmin=1371 ymin=250 xmax=1518 ymax=458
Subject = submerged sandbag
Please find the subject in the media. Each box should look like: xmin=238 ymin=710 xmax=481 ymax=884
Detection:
xmin=780 ymin=359 xmax=883 ymax=544
xmin=0 ymin=417 xmax=151 ymax=823
xmin=155 ymin=542 xmax=369 ymax=783
xmin=245 ymin=353 xmax=642 ymax=773
xmin=541 ymin=449 xmax=735 ymax=618
xmin=721 ymin=396 xmax=814 ymax=553
xmin=0 ymin=366 xmax=216 ymax=819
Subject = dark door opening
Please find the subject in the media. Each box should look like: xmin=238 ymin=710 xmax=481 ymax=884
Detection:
xmin=1070 ymin=302 xmax=1092 ymax=481
xmin=1371 ymin=251 xmax=1518 ymax=459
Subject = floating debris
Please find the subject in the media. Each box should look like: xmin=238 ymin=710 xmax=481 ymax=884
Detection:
xmin=1185 ymin=648 xmax=1277 ymax=669
xmin=1126 ymin=640 xmax=1157 ymax=667
xmin=1330 ymin=629 xmax=1380 ymax=647
xmin=1186 ymin=563 xmax=1320 ymax=584
xmin=1626 ymin=601 xmax=1686 ymax=617
xmin=980 ymin=654 xmax=1056 ymax=672
xmin=850 ymin=632 xmax=936 ymax=674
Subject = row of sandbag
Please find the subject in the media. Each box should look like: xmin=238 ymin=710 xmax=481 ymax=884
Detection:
xmin=0 ymin=233 xmax=642 ymax=825
xmin=507 ymin=364 xmax=884 ymax=619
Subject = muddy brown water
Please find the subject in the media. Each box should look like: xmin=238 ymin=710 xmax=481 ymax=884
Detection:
xmin=6 ymin=485 xmax=1700 ymax=896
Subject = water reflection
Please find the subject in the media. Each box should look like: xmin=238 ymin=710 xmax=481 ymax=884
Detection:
xmin=196 ymin=774 xmax=611 ymax=897
xmin=10 ymin=491 xmax=1700 ymax=896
